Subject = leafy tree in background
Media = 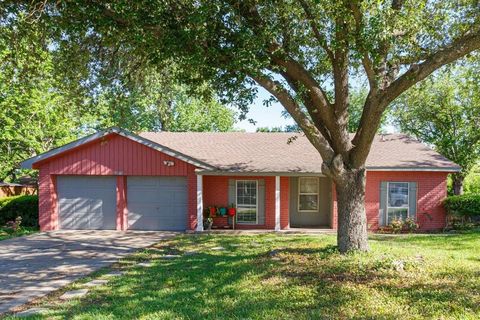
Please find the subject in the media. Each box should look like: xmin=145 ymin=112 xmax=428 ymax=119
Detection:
xmin=0 ymin=14 xmax=81 ymax=181
xmin=0 ymin=12 xmax=236 ymax=181
xmin=464 ymin=164 xmax=480 ymax=194
xmin=256 ymin=125 xmax=299 ymax=132
xmin=10 ymin=0 xmax=480 ymax=252
xmin=90 ymin=67 xmax=236 ymax=133
xmin=392 ymin=65 xmax=480 ymax=195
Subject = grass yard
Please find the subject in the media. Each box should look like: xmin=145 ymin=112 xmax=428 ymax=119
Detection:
xmin=0 ymin=227 xmax=37 ymax=241
xmin=9 ymin=231 xmax=480 ymax=320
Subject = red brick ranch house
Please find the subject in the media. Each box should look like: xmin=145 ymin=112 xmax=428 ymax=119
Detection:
xmin=21 ymin=127 xmax=460 ymax=232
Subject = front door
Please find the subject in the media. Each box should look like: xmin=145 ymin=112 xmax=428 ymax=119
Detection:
xmin=289 ymin=176 xmax=332 ymax=227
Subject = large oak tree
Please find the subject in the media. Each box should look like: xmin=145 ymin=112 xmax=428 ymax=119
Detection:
xmin=11 ymin=0 xmax=480 ymax=252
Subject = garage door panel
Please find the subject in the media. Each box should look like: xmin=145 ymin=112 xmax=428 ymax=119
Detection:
xmin=60 ymin=212 xmax=89 ymax=230
xmin=127 ymin=176 xmax=187 ymax=231
xmin=128 ymin=176 xmax=157 ymax=187
xmin=57 ymin=176 xmax=116 ymax=230
xmin=128 ymin=214 xmax=187 ymax=230
xmin=174 ymin=191 xmax=188 ymax=203
xmin=90 ymin=200 xmax=103 ymax=213
xmin=58 ymin=199 xmax=75 ymax=213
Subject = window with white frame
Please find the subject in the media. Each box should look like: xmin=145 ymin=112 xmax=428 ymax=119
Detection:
xmin=298 ymin=177 xmax=319 ymax=212
xmin=387 ymin=182 xmax=409 ymax=224
xmin=236 ymin=180 xmax=257 ymax=224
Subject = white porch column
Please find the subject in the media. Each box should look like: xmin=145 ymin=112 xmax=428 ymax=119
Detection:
xmin=196 ymin=174 xmax=204 ymax=231
xmin=275 ymin=176 xmax=281 ymax=231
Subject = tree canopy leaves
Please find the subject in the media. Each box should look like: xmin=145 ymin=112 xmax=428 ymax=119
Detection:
xmin=0 ymin=9 xmax=236 ymax=181
xmin=392 ymin=61 xmax=480 ymax=193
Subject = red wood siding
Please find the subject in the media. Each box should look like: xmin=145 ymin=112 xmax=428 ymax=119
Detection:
xmin=38 ymin=166 xmax=58 ymax=231
xmin=187 ymin=166 xmax=198 ymax=230
xmin=332 ymin=171 xmax=449 ymax=231
xmin=37 ymin=133 xmax=198 ymax=231
xmin=116 ymin=176 xmax=127 ymax=231
xmin=38 ymin=133 xmax=190 ymax=176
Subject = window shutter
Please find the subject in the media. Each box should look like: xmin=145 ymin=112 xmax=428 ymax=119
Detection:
xmin=408 ymin=182 xmax=417 ymax=220
xmin=228 ymin=179 xmax=235 ymax=225
xmin=379 ymin=181 xmax=388 ymax=226
xmin=257 ymin=179 xmax=265 ymax=225
xmin=228 ymin=179 xmax=236 ymax=205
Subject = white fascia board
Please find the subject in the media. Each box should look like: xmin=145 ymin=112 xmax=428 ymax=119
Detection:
xmin=366 ymin=166 xmax=461 ymax=172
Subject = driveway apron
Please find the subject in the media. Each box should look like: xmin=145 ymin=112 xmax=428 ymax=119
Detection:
xmin=0 ymin=230 xmax=176 ymax=314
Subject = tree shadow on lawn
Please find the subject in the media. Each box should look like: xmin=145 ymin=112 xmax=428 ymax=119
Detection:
xmin=42 ymin=235 xmax=479 ymax=320
xmin=50 ymin=250 xmax=309 ymax=319
xmin=369 ymin=231 xmax=480 ymax=252
xmin=367 ymin=268 xmax=480 ymax=317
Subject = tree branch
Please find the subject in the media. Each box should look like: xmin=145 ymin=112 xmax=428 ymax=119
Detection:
xmin=329 ymin=10 xmax=352 ymax=156
xmin=351 ymin=29 xmax=480 ymax=167
xmin=269 ymin=56 xmax=354 ymax=153
xmin=279 ymin=71 xmax=334 ymax=146
xmin=382 ymin=29 xmax=480 ymax=105
xmin=349 ymin=1 xmax=377 ymax=90
xmin=251 ymin=73 xmax=334 ymax=162
xmin=297 ymin=0 xmax=335 ymax=62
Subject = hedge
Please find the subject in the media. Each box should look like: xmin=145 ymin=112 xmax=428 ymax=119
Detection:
xmin=0 ymin=195 xmax=39 ymax=227
xmin=444 ymin=194 xmax=480 ymax=217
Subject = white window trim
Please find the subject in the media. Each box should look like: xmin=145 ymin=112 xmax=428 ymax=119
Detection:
xmin=298 ymin=177 xmax=320 ymax=213
xmin=386 ymin=181 xmax=410 ymax=221
xmin=236 ymin=180 xmax=258 ymax=224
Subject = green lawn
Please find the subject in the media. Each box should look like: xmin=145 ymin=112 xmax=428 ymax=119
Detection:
xmin=10 ymin=231 xmax=480 ymax=320
xmin=0 ymin=227 xmax=37 ymax=241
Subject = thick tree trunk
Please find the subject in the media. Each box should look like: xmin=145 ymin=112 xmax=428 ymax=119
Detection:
xmin=335 ymin=168 xmax=369 ymax=253
xmin=452 ymin=173 xmax=464 ymax=195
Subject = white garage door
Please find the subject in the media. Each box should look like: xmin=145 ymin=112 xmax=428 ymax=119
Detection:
xmin=127 ymin=176 xmax=188 ymax=231
xmin=57 ymin=176 xmax=117 ymax=230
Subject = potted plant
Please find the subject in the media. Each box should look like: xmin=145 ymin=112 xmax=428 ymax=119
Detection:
xmin=227 ymin=203 xmax=236 ymax=217
xmin=219 ymin=207 xmax=227 ymax=216
xmin=208 ymin=206 xmax=217 ymax=217
xmin=203 ymin=217 xmax=213 ymax=230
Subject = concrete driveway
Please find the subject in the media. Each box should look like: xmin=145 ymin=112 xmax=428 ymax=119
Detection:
xmin=0 ymin=230 xmax=176 ymax=314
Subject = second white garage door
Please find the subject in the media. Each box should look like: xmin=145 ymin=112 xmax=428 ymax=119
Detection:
xmin=127 ymin=176 xmax=188 ymax=231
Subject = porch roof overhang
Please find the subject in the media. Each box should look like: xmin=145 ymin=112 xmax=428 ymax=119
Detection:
xmin=194 ymin=169 xmax=327 ymax=176
xmin=194 ymin=165 xmax=461 ymax=176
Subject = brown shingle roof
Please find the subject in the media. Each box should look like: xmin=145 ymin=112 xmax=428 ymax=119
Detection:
xmin=139 ymin=132 xmax=460 ymax=173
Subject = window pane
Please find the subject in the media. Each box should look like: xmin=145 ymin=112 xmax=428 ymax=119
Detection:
xmin=236 ymin=208 xmax=257 ymax=223
xmin=388 ymin=182 xmax=409 ymax=208
xmin=300 ymin=177 xmax=318 ymax=193
xmin=236 ymin=181 xmax=257 ymax=224
xmin=299 ymin=194 xmax=318 ymax=211
xmin=387 ymin=208 xmax=408 ymax=224
xmin=237 ymin=181 xmax=257 ymax=206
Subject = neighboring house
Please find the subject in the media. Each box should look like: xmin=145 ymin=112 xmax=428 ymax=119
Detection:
xmin=0 ymin=182 xmax=37 ymax=198
xmin=20 ymin=127 xmax=460 ymax=232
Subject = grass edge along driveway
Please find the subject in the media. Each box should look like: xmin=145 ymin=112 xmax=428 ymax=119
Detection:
xmin=6 ymin=231 xmax=480 ymax=320
xmin=0 ymin=227 xmax=37 ymax=241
